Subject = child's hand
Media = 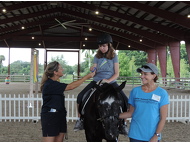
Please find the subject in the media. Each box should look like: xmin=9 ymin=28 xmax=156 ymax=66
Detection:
xmin=91 ymin=67 xmax=96 ymax=72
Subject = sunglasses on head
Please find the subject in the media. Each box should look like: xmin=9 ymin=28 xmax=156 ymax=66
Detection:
xmin=141 ymin=65 xmax=150 ymax=69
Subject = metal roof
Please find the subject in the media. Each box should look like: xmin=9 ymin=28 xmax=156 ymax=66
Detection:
xmin=1 ymin=1 xmax=190 ymax=51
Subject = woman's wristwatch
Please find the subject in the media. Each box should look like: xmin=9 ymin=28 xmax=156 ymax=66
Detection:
xmin=155 ymin=133 xmax=160 ymax=137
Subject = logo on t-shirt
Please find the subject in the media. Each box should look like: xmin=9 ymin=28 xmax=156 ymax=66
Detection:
xmin=100 ymin=59 xmax=107 ymax=67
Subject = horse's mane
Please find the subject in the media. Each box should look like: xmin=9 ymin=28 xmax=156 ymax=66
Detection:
xmin=97 ymin=83 xmax=121 ymax=101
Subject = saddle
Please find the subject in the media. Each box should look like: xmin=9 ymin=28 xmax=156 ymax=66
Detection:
xmin=79 ymin=80 xmax=103 ymax=115
xmin=80 ymin=87 xmax=97 ymax=115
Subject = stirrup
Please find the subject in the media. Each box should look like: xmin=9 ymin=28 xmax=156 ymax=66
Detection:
xmin=73 ymin=119 xmax=84 ymax=132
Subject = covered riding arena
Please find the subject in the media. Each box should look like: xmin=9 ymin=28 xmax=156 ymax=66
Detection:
xmin=1 ymin=1 xmax=190 ymax=78
xmin=0 ymin=1 xmax=190 ymax=142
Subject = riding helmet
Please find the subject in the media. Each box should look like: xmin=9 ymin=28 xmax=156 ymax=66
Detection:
xmin=97 ymin=33 xmax=113 ymax=45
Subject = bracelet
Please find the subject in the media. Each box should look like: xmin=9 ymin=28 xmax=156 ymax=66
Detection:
xmin=155 ymin=133 xmax=160 ymax=137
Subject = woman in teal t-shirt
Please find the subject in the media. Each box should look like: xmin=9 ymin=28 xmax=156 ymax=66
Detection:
xmin=119 ymin=63 xmax=169 ymax=142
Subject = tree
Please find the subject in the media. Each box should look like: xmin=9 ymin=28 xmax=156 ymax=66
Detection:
xmin=50 ymin=55 xmax=74 ymax=75
xmin=0 ymin=55 xmax=5 ymax=65
xmin=10 ymin=60 xmax=30 ymax=75
xmin=180 ymin=44 xmax=190 ymax=71
xmin=80 ymin=56 xmax=94 ymax=76
xmin=180 ymin=58 xmax=189 ymax=77
xmin=118 ymin=52 xmax=138 ymax=77
xmin=118 ymin=50 xmax=147 ymax=77
xmin=0 ymin=55 xmax=5 ymax=74
xmin=82 ymin=49 xmax=96 ymax=69
xmin=128 ymin=56 xmax=138 ymax=77
xmin=180 ymin=44 xmax=188 ymax=63
xmin=118 ymin=50 xmax=147 ymax=68
xmin=118 ymin=52 xmax=131 ymax=76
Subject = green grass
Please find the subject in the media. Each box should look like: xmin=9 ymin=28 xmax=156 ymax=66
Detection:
xmin=60 ymin=74 xmax=73 ymax=84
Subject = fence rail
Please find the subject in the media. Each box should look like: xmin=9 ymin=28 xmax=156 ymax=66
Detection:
xmin=158 ymin=77 xmax=190 ymax=90
xmin=1 ymin=75 xmax=190 ymax=90
xmin=0 ymin=75 xmax=30 ymax=82
xmin=73 ymin=75 xmax=190 ymax=90
xmin=0 ymin=94 xmax=189 ymax=123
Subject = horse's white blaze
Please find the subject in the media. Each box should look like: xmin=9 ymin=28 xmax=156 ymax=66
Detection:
xmin=101 ymin=96 xmax=115 ymax=105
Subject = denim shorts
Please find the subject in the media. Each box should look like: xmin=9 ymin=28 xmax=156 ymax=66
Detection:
xmin=41 ymin=112 xmax=67 ymax=137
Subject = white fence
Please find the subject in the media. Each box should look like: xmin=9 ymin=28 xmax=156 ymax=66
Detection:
xmin=167 ymin=95 xmax=190 ymax=123
xmin=0 ymin=94 xmax=189 ymax=123
xmin=0 ymin=94 xmax=78 ymax=122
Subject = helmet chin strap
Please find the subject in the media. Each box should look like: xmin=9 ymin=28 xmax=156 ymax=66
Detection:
xmin=104 ymin=44 xmax=110 ymax=57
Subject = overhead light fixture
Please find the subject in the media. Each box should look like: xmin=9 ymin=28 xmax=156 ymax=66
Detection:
xmin=187 ymin=8 xmax=190 ymax=18
xmin=83 ymin=44 xmax=85 ymax=47
xmin=39 ymin=43 xmax=41 ymax=46
xmin=85 ymin=37 xmax=88 ymax=40
xmin=128 ymin=45 xmax=131 ymax=48
xmin=2 ymin=9 xmax=6 ymax=13
xmin=32 ymin=37 xmax=35 ymax=40
xmin=95 ymin=11 xmax=99 ymax=15
xmin=140 ymin=39 xmax=142 ymax=42
xmin=180 ymin=41 xmax=185 ymax=44
xmin=21 ymin=26 xmax=25 ymax=30
xmin=89 ymin=28 xmax=92 ymax=31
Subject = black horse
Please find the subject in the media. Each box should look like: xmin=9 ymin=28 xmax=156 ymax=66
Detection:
xmin=79 ymin=81 xmax=127 ymax=142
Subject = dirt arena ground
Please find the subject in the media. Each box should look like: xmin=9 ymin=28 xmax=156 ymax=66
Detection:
xmin=0 ymin=82 xmax=190 ymax=142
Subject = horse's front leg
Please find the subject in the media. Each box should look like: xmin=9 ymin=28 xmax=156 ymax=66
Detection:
xmin=85 ymin=130 xmax=102 ymax=142
xmin=106 ymin=136 xmax=119 ymax=142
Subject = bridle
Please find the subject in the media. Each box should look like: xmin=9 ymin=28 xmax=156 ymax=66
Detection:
xmin=97 ymin=108 xmax=120 ymax=120
xmin=97 ymin=98 xmax=123 ymax=129
xmin=96 ymin=101 xmax=122 ymax=142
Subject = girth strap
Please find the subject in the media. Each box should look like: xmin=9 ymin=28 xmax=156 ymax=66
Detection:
xmin=81 ymin=87 xmax=97 ymax=115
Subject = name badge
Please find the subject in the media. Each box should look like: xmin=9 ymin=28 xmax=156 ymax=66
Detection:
xmin=152 ymin=94 xmax=160 ymax=102
xmin=50 ymin=108 xmax=56 ymax=112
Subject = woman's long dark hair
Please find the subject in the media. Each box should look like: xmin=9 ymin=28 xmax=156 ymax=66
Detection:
xmin=95 ymin=43 xmax=116 ymax=59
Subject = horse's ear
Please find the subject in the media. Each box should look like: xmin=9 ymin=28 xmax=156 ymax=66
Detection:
xmin=116 ymin=81 xmax=126 ymax=92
